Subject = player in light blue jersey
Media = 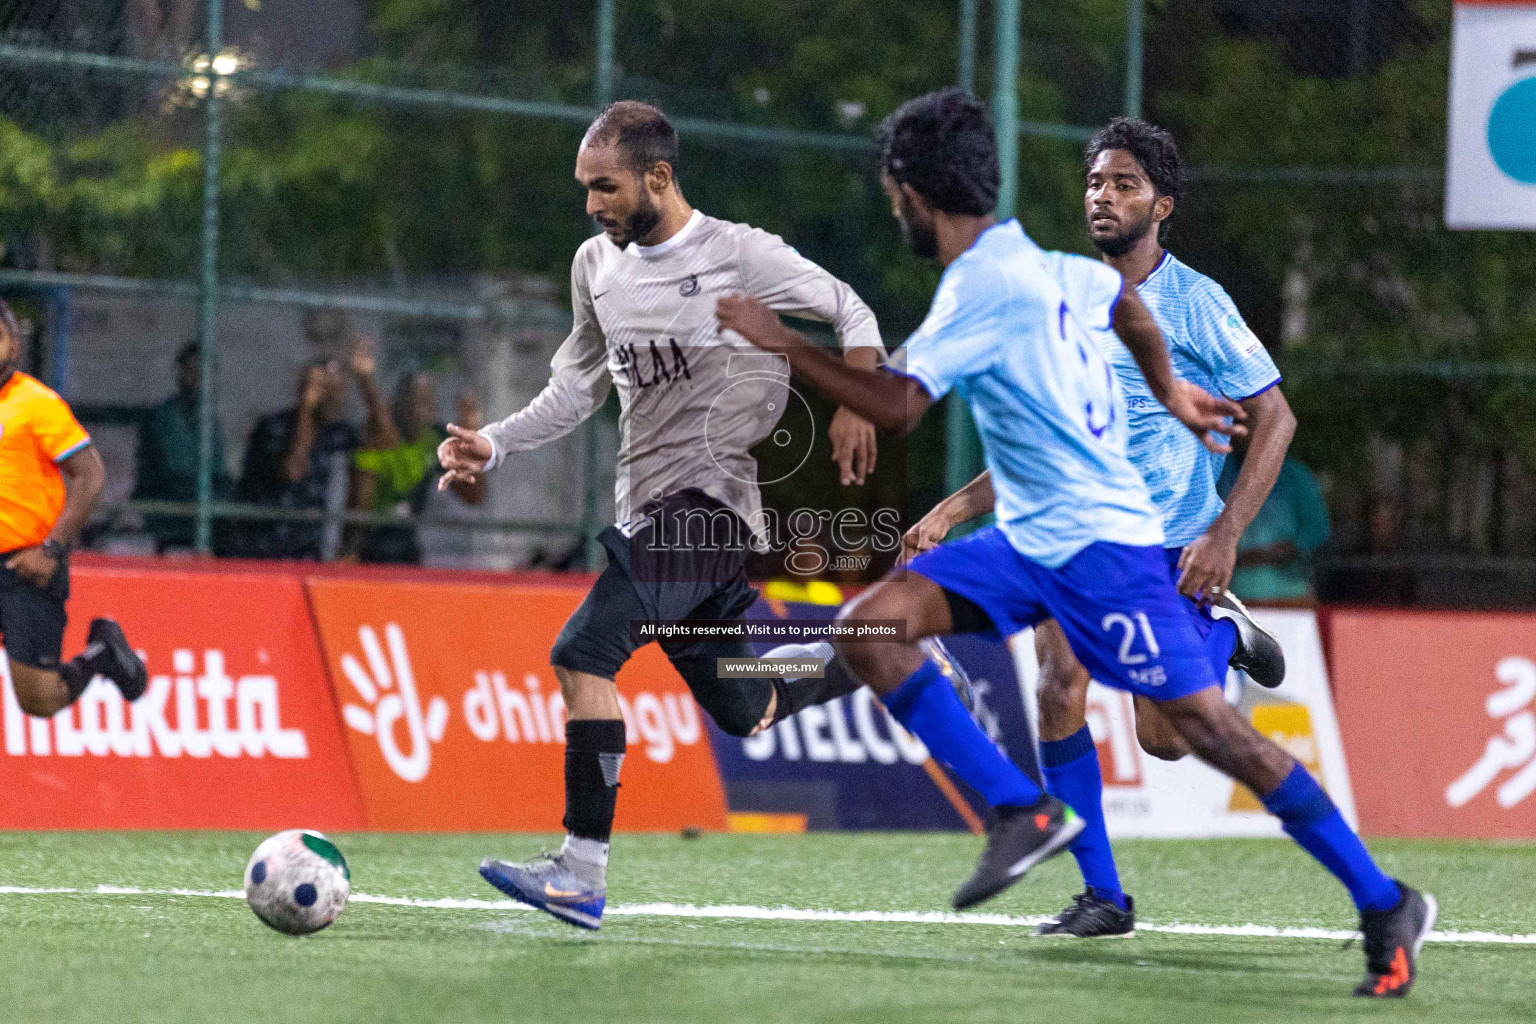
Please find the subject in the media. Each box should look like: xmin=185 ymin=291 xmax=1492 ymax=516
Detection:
xmin=906 ymin=119 xmax=1299 ymax=939
xmin=717 ymin=89 xmax=1433 ymax=998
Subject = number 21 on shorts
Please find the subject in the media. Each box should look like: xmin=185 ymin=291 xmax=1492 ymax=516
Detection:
xmin=1102 ymin=611 xmax=1161 ymax=665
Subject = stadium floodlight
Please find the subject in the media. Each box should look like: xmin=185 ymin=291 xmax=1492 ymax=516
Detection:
xmin=184 ymin=50 xmax=245 ymax=101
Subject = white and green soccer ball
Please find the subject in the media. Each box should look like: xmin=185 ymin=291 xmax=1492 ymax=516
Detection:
xmin=244 ymin=829 xmax=351 ymax=935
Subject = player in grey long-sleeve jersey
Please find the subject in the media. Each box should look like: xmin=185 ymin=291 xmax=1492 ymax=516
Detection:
xmin=437 ymin=101 xmax=903 ymax=930
xmin=470 ymin=169 xmax=883 ymax=541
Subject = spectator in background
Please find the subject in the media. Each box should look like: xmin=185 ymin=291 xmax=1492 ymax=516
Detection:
xmin=1220 ymin=449 xmax=1330 ymax=601
xmin=347 ymin=341 xmax=486 ymax=563
xmin=234 ymin=356 xmax=357 ymax=560
xmin=133 ymin=340 xmax=232 ymax=552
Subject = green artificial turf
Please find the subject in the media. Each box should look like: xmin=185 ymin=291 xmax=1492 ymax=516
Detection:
xmin=1 ymin=832 xmax=1532 ymax=1023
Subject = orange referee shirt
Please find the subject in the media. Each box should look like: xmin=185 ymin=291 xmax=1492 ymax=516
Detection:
xmin=0 ymin=371 xmax=92 ymax=553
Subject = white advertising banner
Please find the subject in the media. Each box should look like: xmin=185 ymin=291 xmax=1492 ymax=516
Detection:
xmin=1446 ymin=2 xmax=1536 ymax=229
xmin=1011 ymin=609 xmax=1356 ymax=838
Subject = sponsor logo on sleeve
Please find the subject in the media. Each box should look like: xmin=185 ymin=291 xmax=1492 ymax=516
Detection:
xmin=1225 ymin=312 xmax=1264 ymax=356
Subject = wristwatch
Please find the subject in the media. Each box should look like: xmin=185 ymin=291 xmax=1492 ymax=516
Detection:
xmin=40 ymin=539 xmax=68 ymax=560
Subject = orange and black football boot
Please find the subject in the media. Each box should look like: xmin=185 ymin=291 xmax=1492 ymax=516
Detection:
xmin=1354 ymin=882 xmax=1437 ymax=998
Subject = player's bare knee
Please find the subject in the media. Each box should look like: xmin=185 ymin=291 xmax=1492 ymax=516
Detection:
xmin=15 ymin=690 xmax=65 ymax=718
xmin=551 ymin=664 xmax=581 ymax=705
xmin=1160 ymin=694 xmax=1280 ymax=781
xmin=833 ymin=588 xmax=893 ymax=683
xmin=1134 ymin=700 xmax=1192 ymax=761
xmin=10 ymin=666 xmax=66 ymax=718
xmin=1036 ymin=661 xmax=1088 ymax=735
xmin=1137 ymin=732 xmax=1192 ymax=762
xmin=1156 ymin=699 xmax=1224 ymax=761
xmin=552 ymin=665 xmax=620 ymax=719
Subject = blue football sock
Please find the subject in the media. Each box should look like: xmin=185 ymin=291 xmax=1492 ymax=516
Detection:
xmin=1039 ymin=726 xmax=1126 ymax=910
xmin=1262 ymin=764 xmax=1399 ymax=913
xmin=883 ymin=660 xmax=1042 ymax=809
xmin=1207 ymin=618 xmax=1238 ymax=678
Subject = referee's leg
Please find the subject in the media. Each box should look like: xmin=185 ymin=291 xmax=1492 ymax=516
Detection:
xmin=8 ymin=662 xmax=71 ymax=717
xmin=3 ymin=569 xmax=147 ymax=717
xmin=2 ymin=564 xmax=74 ymax=716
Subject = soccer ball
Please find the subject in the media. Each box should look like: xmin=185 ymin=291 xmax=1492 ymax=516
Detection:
xmin=243 ymin=829 xmax=351 ymax=935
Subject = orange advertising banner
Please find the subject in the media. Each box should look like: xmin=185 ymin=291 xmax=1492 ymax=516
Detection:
xmin=0 ymin=566 xmax=364 ymax=830
xmin=1329 ymin=609 xmax=1536 ymax=839
xmin=305 ymin=578 xmax=728 ymax=832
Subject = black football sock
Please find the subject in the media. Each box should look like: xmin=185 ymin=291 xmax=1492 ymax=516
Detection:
xmin=765 ymin=642 xmax=864 ymax=726
xmin=57 ymin=638 xmax=111 ymax=704
xmin=563 ymin=718 xmax=627 ymax=846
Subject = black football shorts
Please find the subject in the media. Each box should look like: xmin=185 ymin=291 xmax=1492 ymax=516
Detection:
xmin=0 ymin=551 xmax=69 ymax=670
xmin=550 ymin=489 xmax=770 ymax=736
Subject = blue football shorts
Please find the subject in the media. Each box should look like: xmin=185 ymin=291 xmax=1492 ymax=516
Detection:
xmin=908 ymin=526 xmax=1223 ymax=702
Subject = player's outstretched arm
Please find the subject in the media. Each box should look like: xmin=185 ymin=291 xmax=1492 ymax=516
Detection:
xmin=1111 ymin=288 xmax=1246 ymax=453
xmin=439 ymin=308 xmax=613 ymax=491
xmin=716 ymin=294 xmax=930 ymax=435
xmin=901 ymin=470 xmax=995 ymax=561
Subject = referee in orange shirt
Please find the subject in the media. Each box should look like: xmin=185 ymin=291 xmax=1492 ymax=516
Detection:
xmin=0 ymin=299 xmax=146 ymax=716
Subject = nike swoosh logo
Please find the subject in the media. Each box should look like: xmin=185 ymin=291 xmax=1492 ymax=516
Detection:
xmin=592 ymin=290 xmax=610 ymax=300
xmin=544 ymin=882 xmax=582 ymax=899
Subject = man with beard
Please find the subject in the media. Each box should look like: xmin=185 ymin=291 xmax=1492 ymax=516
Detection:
xmin=719 ymin=89 xmax=1434 ymax=998
xmin=901 ymin=117 xmax=1298 ymax=938
xmin=437 ymin=100 xmax=904 ymax=930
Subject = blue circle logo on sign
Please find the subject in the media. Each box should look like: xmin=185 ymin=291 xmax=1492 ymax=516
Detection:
xmin=1488 ymin=76 xmax=1536 ymax=184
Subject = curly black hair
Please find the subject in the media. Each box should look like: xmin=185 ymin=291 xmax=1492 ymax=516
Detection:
xmin=876 ymin=87 xmax=999 ymax=216
xmin=1084 ymin=117 xmax=1184 ymax=239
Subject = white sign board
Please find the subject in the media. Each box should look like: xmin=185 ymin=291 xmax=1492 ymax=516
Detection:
xmin=1446 ymin=2 xmax=1536 ymax=229
xmin=1011 ymin=609 xmax=1356 ymax=839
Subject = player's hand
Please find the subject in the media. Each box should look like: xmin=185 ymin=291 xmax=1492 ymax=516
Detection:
xmin=829 ymin=406 xmax=877 ymax=485
xmin=436 ymin=423 xmax=492 ymax=491
xmin=1162 ymin=380 xmax=1246 ymax=454
xmin=1177 ymin=526 xmax=1238 ymax=605
xmin=5 ymin=546 xmax=58 ymax=588
xmin=715 ymin=294 xmax=787 ymax=349
xmin=900 ymin=513 xmax=951 ymax=564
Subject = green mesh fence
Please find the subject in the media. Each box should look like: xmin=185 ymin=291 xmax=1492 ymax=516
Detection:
xmin=0 ymin=0 xmax=1533 ymax=601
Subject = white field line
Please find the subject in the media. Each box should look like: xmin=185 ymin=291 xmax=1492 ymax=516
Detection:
xmin=2 ymin=885 xmax=1534 ymax=946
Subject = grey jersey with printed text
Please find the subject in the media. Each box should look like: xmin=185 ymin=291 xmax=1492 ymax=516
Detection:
xmin=479 ymin=211 xmax=883 ymax=545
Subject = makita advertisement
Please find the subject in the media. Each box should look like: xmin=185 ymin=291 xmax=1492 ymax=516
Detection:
xmin=0 ymin=568 xmax=363 ymax=830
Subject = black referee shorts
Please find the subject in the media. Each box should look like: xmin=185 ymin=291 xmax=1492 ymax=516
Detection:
xmin=551 ymin=489 xmax=770 ymax=737
xmin=0 ymin=552 xmax=69 ymax=671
